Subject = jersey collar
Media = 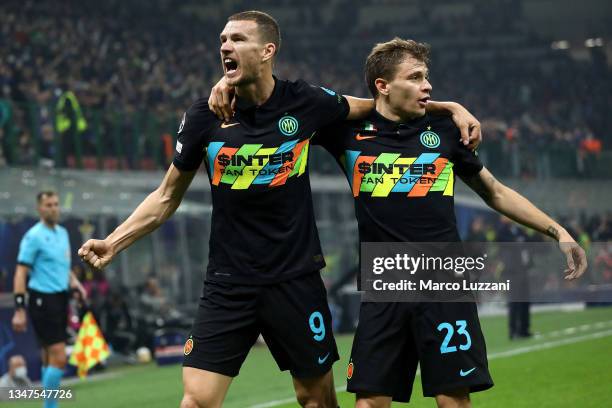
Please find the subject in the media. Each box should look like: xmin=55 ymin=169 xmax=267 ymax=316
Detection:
xmin=38 ymin=220 xmax=58 ymax=232
xmin=234 ymin=76 xmax=282 ymax=113
xmin=370 ymin=110 xmax=429 ymax=132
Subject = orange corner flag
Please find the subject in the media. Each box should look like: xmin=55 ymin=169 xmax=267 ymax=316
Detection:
xmin=69 ymin=311 xmax=110 ymax=378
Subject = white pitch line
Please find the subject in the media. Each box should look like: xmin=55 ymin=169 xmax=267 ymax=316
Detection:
xmin=487 ymin=328 xmax=612 ymax=359
xmin=249 ymin=328 xmax=612 ymax=408
xmin=534 ymin=319 xmax=612 ymax=340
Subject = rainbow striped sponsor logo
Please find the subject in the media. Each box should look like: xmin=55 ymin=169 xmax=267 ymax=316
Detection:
xmin=206 ymin=139 xmax=310 ymax=189
xmin=343 ymin=150 xmax=454 ymax=197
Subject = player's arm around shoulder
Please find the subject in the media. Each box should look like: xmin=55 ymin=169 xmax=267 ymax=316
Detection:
xmin=345 ymin=96 xmax=375 ymax=120
xmin=459 ymin=167 xmax=587 ymax=280
xmin=428 ymin=101 xmax=482 ymax=150
xmin=345 ymin=97 xmax=482 ymax=149
xmin=79 ymin=165 xmax=197 ymax=270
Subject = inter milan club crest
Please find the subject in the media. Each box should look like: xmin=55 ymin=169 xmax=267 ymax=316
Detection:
xmin=184 ymin=337 xmax=194 ymax=355
xmin=419 ymin=126 xmax=441 ymax=149
xmin=278 ymin=115 xmax=299 ymax=137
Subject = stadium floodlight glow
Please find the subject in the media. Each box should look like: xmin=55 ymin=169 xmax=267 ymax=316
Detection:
xmin=585 ymin=38 xmax=604 ymax=48
xmin=551 ymin=40 xmax=570 ymax=50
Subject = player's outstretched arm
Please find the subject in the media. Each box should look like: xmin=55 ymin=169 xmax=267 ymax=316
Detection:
xmin=460 ymin=167 xmax=587 ymax=280
xmin=78 ymin=164 xmax=197 ymax=269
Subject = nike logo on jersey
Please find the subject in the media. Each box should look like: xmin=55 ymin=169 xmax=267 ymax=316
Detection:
xmin=355 ymin=134 xmax=376 ymax=141
xmin=459 ymin=367 xmax=476 ymax=377
xmin=318 ymin=352 xmax=331 ymax=364
xmin=220 ymin=122 xmax=240 ymax=128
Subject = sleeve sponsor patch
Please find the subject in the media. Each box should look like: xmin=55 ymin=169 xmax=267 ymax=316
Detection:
xmin=178 ymin=112 xmax=186 ymax=133
xmin=320 ymin=86 xmax=336 ymax=96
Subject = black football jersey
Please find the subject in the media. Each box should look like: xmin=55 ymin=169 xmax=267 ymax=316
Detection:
xmin=173 ymin=78 xmax=349 ymax=284
xmin=316 ymin=110 xmax=483 ymax=243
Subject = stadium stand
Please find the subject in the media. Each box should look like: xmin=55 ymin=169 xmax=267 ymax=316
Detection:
xmin=1 ymin=0 xmax=610 ymax=176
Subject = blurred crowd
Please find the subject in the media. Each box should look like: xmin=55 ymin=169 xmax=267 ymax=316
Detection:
xmin=0 ymin=0 xmax=609 ymax=171
xmin=66 ymin=267 xmax=190 ymax=359
xmin=466 ymin=212 xmax=612 ymax=285
xmin=467 ymin=212 xmax=612 ymax=246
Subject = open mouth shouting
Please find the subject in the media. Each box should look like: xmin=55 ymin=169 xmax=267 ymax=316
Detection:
xmin=223 ymin=56 xmax=239 ymax=78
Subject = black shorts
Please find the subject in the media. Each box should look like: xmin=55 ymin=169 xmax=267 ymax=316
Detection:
xmin=347 ymin=302 xmax=493 ymax=402
xmin=28 ymin=289 xmax=69 ymax=346
xmin=183 ymin=272 xmax=339 ymax=378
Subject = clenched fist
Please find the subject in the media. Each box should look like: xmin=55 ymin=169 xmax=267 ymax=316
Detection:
xmin=78 ymin=239 xmax=115 ymax=269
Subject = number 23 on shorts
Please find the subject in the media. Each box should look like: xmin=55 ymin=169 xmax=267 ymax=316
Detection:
xmin=437 ymin=320 xmax=472 ymax=354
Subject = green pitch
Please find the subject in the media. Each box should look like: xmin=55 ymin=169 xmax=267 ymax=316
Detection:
xmin=12 ymin=306 xmax=612 ymax=407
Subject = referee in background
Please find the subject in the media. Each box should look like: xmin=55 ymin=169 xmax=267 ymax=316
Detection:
xmin=11 ymin=191 xmax=86 ymax=408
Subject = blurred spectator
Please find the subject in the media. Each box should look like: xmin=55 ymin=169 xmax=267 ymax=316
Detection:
xmin=580 ymin=133 xmax=603 ymax=155
xmin=39 ymin=123 xmax=55 ymax=166
xmin=0 ymin=355 xmax=32 ymax=390
xmin=80 ymin=266 xmax=110 ymax=309
xmin=592 ymin=214 xmax=612 ymax=241
xmin=14 ymin=130 xmax=36 ymax=166
xmin=497 ymin=216 xmax=533 ymax=340
xmin=594 ymin=243 xmax=612 ymax=282
xmin=465 ymin=216 xmax=489 ymax=242
xmin=139 ymin=276 xmax=170 ymax=315
xmin=137 ymin=276 xmax=187 ymax=352
xmin=99 ymin=290 xmax=137 ymax=355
